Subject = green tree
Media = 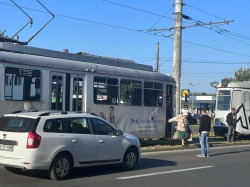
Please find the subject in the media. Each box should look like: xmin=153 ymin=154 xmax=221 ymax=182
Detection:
xmin=0 ymin=30 xmax=6 ymax=37
xmin=210 ymin=81 xmax=219 ymax=88
xmin=210 ymin=68 xmax=250 ymax=89
xmin=234 ymin=67 xmax=250 ymax=81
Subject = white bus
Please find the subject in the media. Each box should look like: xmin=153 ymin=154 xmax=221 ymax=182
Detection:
xmin=214 ymin=80 xmax=250 ymax=137
xmin=0 ymin=42 xmax=176 ymax=139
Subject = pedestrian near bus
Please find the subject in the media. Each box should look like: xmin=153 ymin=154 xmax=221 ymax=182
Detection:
xmin=168 ymin=111 xmax=190 ymax=147
xmin=226 ymin=107 xmax=237 ymax=143
xmin=197 ymin=109 xmax=211 ymax=158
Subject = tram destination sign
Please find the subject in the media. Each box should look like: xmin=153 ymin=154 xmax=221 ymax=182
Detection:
xmin=18 ymin=69 xmax=34 ymax=77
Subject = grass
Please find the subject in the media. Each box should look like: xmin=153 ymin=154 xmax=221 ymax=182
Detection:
xmin=141 ymin=126 xmax=250 ymax=152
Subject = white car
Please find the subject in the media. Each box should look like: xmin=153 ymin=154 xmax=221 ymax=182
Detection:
xmin=0 ymin=111 xmax=141 ymax=180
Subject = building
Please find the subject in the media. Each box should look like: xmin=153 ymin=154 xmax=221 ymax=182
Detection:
xmin=181 ymin=92 xmax=216 ymax=115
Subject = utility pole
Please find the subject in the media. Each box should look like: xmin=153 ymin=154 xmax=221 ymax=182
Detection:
xmin=173 ymin=0 xmax=183 ymax=115
xmin=155 ymin=42 xmax=160 ymax=72
xmin=147 ymin=0 xmax=233 ymax=116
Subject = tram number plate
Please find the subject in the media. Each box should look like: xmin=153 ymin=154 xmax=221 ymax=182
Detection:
xmin=0 ymin=144 xmax=14 ymax=152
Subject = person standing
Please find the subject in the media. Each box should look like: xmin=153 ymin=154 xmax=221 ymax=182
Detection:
xmin=226 ymin=107 xmax=237 ymax=143
xmin=197 ymin=109 xmax=211 ymax=158
xmin=168 ymin=111 xmax=189 ymax=147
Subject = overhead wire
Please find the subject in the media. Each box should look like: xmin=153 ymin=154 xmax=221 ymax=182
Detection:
xmin=102 ymin=0 xmax=174 ymax=21
xmin=184 ymin=3 xmax=250 ymax=45
xmin=183 ymin=16 xmax=250 ymax=46
xmin=1 ymin=1 xmax=250 ymax=59
xmin=185 ymin=4 xmax=225 ymax=21
xmin=0 ymin=1 xmax=173 ymax=39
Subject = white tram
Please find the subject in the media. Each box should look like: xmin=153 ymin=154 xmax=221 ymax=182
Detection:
xmin=0 ymin=42 xmax=176 ymax=139
xmin=214 ymin=80 xmax=250 ymax=137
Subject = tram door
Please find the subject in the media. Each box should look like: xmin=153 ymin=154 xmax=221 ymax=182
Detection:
xmin=165 ymin=84 xmax=174 ymax=138
xmin=50 ymin=73 xmax=65 ymax=110
xmin=71 ymin=75 xmax=84 ymax=111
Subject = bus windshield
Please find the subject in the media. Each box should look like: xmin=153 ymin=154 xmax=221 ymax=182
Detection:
xmin=217 ymin=90 xmax=231 ymax=111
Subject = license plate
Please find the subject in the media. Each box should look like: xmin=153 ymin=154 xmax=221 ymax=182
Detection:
xmin=0 ymin=144 xmax=14 ymax=152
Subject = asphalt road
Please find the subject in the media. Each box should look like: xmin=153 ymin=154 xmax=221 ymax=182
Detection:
xmin=1 ymin=145 xmax=250 ymax=187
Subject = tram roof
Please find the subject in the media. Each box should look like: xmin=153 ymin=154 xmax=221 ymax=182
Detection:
xmin=0 ymin=42 xmax=175 ymax=83
xmin=0 ymin=42 xmax=151 ymax=71
xmin=217 ymin=81 xmax=250 ymax=89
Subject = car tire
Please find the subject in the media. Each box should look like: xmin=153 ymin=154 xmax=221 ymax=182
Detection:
xmin=122 ymin=147 xmax=138 ymax=171
xmin=48 ymin=153 xmax=72 ymax=180
xmin=4 ymin=166 xmax=22 ymax=174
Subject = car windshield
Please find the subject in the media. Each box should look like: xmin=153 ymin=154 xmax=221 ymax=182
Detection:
xmin=0 ymin=116 xmax=38 ymax=132
xmin=217 ymin=90 xmax=231 ymax=111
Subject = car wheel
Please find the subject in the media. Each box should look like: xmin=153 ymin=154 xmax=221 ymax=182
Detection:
xmin=4 ymin=166 xmax=22 ymax=174
xmin=48 ymin=153 xmax=72 ymax=180
xmin=122 ymin=148 xmax=138 ymax=171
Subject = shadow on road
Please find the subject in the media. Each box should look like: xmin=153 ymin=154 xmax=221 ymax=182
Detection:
xmin=69 ymin=158 xmax=176 ymax=179
xmin=211 ymin=149 xmax=250 ymax=157
xmin=137 ymin=158 xmax=176 ymax=169
xmin=13 ymin=158 xmax=176 ymax=180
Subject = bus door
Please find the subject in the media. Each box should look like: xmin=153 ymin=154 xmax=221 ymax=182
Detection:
xmin=50 ymin=73 xmax=65 ymax=110
xmin=70 ymin=74 xmax=84 ymax=112
xmin=165 ymin=84 xmax=174 ymax=138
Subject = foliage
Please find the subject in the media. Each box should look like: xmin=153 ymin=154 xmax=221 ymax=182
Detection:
xmin=210 ymin=67 xmax=250 ymax=88
xmin=234 ymin=67 xmax=250 ymax=81
xmin=0 ymin=30 xmax=7 ymax=37
xmin=210 ymin=81 xmax=219 ymax=88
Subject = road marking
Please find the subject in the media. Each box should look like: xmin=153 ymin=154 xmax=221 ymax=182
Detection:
xmin=117 ymin=165 xmax=214 ymax=180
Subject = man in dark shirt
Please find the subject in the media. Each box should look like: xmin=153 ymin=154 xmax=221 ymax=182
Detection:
xmin=197 ymin=109 xmax=211 ymax=158
xmin=226 ymin=107 xmax=237 ymax=143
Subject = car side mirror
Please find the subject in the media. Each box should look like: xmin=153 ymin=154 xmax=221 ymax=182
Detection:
xmin=116 ymin=130 xmax=123 ymax=136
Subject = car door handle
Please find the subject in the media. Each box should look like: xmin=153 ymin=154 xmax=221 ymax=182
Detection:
xmin=72 ymin=139 xmax=78 ymax=143
xmin=99 ymin=140 xmax=104 ymax=144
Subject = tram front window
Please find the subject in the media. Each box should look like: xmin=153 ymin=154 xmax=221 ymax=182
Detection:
xmin=217 ymin=90 xmax=231 ymax=111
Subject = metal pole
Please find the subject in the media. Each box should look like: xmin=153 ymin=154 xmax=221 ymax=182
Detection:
xmin=189 ymin=83 xmax=194 ymax=114
xmin=155 ymin=42 xmax=159 ymax=72
xmin=173 ymin=0 xmax=183 ymax=115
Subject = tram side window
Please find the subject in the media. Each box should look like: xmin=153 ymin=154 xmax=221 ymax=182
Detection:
xmin=72 ymin=78 xmax=83 ymax=111
xmin=120 ymin=80 xmax=142 ymax=106
xmin=94 ymin=77 xmax=118 ymax=105
xmin=144 ymin=82 xmax=163 ymax=107
xmin=244 ymin=92 xmax=250 ymax=111
xmin=4 ymin=67 xmax=41 ymax=101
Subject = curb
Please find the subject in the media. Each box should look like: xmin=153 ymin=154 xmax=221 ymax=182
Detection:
xmin=141 ymin=142 xmax=250 ymax=153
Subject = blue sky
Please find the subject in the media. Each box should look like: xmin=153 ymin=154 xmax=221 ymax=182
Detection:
xmin=1 ymin=0 xmax=250 ymax=94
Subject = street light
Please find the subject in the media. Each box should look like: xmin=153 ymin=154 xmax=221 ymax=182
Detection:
xmin=189 ymin=83 xmax=199 ymax=114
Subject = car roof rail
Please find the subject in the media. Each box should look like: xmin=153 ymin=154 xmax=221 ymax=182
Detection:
xmin=39 ymin=112 xmax=51 ymax=116
xmin=81 ymin=112 xmax=98 ymax=116
xmin=11 ymin=110 xmax=23 ymax=114
xmin=12 ymin=110 xmax=38 ymax=114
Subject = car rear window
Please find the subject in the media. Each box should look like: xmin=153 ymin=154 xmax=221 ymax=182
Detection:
xmin=0 ymin=116 xmax=38 ymax=132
